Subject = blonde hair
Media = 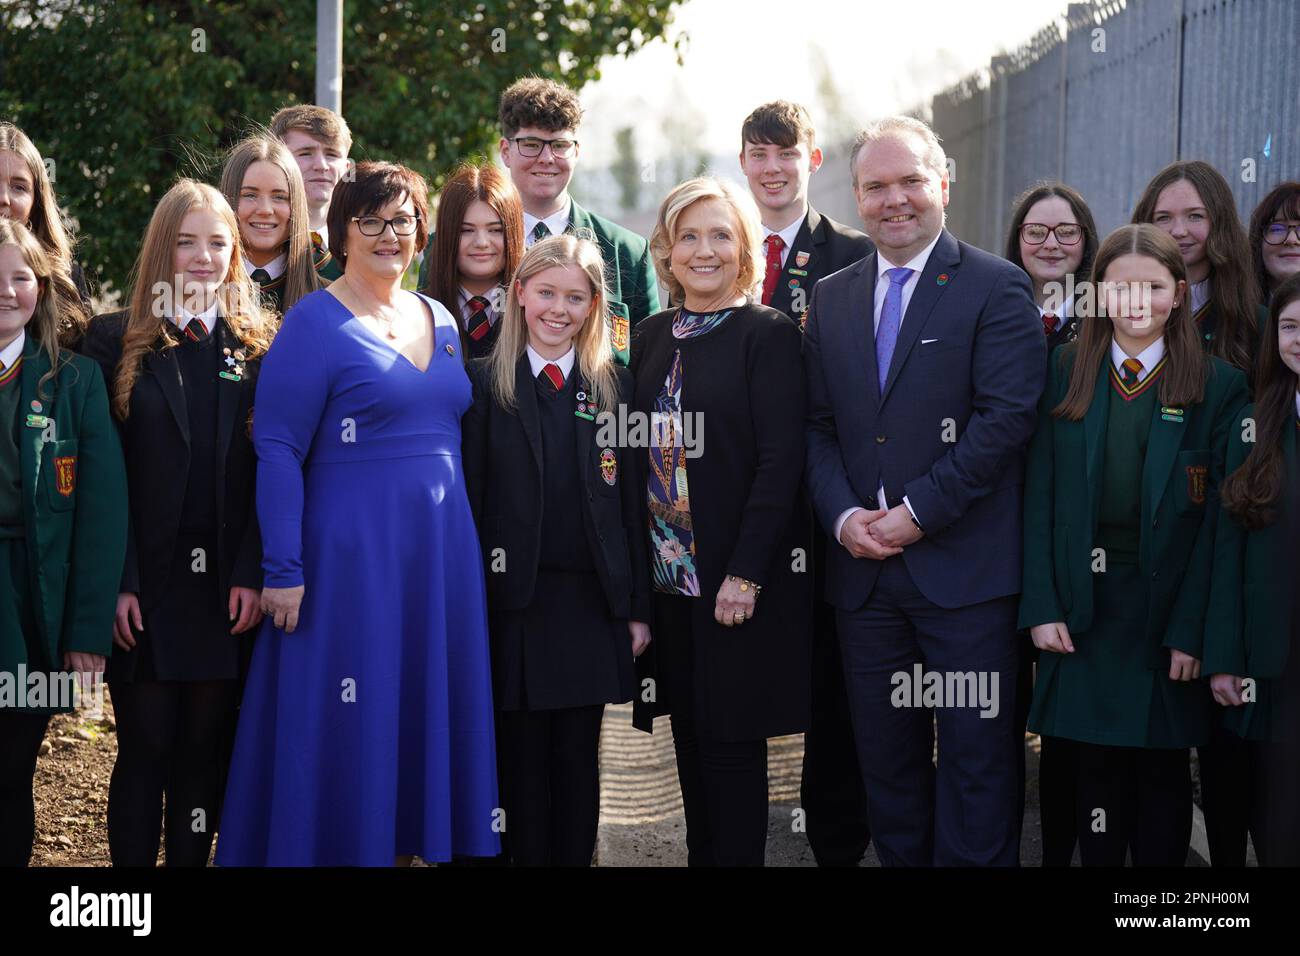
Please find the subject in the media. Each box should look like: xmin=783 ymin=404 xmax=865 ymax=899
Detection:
xmin=0 ymin=122 xmax=77 ymax=276
xmin=649 ymin=176 xmax=764 ymax=306
xmin=0 ymin=218 xmax=84 ymax=399
xmin=115 ymin=180 xmax=275 ymax=420
xmin=219 ymin=134 xmax=323 ymax=313
xmin=486 ymin=234 xmax=618 ymax=414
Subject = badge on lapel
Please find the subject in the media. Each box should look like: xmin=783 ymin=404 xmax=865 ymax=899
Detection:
xmin=220 ymin=348 xmax=244 ymax=382
xmin=610 ymin=312 xmax=630 ymax=356
xmin=55 ymin=456 xmax=76 ymax=497
xmin=795 ymin=251 xmax=810 ymax=269
xmin=1161 ymin=405 xmax=1185 ymax=423
xmin=599 ymin=448 xmax=618 ymax=486
xmin=575 ymin=388 xmax=595 ymax=422
xmin=1186 ymin=464 xmax=1207 ymax=505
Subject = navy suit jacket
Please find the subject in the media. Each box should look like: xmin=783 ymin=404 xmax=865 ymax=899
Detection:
xmin=803 ymin=228 xmax=1045 ymax=611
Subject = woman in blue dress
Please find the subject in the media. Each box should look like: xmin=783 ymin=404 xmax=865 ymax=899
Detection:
xmin=215 ymin=161 xmax=500 ymax=866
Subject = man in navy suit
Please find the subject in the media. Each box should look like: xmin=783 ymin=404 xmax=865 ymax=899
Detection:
xmin=802 ymin=116 xmax=1045 ymax=866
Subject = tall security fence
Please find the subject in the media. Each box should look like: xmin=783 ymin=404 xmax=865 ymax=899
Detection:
xmin=929 ymin=0 xmax=1299 ymax=253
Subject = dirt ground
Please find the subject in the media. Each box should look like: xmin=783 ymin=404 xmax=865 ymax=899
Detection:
xmin=31 ymin=695 xmax=117 ymax=866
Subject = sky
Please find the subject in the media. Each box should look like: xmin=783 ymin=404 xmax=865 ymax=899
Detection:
xmin=576 ymin=0 xmax=1076 ymax=170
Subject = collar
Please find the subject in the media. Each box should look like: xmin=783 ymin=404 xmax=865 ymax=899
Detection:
xmin=523 ymin=197 xmax=572 ymax=243
xmin=526 ymin=344 xmax=575 ymax=380
xmin=1041 ymin=295 xmax=1074 ymax=330
xmin=1190 ymin=276 xmax=1211 ymax=315
xmin=244 ymin=252 xmax=288 ymax=281
xmin=1295 ymin=390 xmax=1300 ymax=421
xmin=0 ymin=330 xmax=25 ymax=370
xmin=172 ymin=301 xmax=220 ymax=336
xmin=876 ymin=230 xmax=942 ymax=283
xmin=1110 ymin=336 xmax=1166 ymax=381
xmin=313 ymin=224 xmax=329 ymax=247
xmin=763 ymin=211 xmax=805 ymax=258
xmin=459 ymin=285 xmax=504 ymax=321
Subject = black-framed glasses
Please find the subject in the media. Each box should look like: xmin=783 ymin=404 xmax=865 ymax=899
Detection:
xmin=1020 ymin=222 xmax=1083 ymax=245
xmin=1263 ymin=222 xmax=1300 ymax=245
xmin=351 ymin=214 xmax=420 ymax=237
xmin=509 ymin=136 xmax=577 ymax=159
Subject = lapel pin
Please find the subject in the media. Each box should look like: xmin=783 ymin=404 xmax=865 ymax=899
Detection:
xmin=445 ymin=343 xmax=455 ymax=355
xmin=936 ymin=273 xmax=950 ymax=286
xmin=795 ymin=251 xmax=810 ymax=268
xmin=788 ymin=278 xmax=800 ymax=289
xmin=788 ymin=268 xmax=808 ymax=277
xmin=30 ymin=400 xmax=41 ymax=413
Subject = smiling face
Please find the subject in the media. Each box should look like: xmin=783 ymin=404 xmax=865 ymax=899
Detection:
xmin=517 ymin=263 xmax=592 ymax=359
xmin=669 ymin=198 xmax=744 ymax=312
xmin=282 ymin=129 xmax=349 ymax=219
xmin=173 ymin=207 xmax=234 ymax=314
xmin=498 ymin=125 xmax=577 ymax=217
xmin=0 ymin=243 xmax=39 ymax=349
xmin=1278 ymin=299 xmax=1300 ymax=381
xmin=458 ymin=199 xmax=505 ymax=291
xmin=0 ymin=150 xmax=35 ymax=226
xmin=236 ymin=160 xmax=291 ymax=267
xmin=739 ymin=139 xmax=822 ymax=228
xmin=854 ymin=133 xmax=949 ymax=264
xmin=346 ymin=194 xmax=417 ymax=282
xmin=1151 ymin=179 xmax=1210 ymax=283
xmin=1263 ymin=216 xmax=1300 ymax=288
xmin=1019 ymin=196 xmax=1085 ymax=292
xmin=1102 ymin=252 xmax=1185 ymax=354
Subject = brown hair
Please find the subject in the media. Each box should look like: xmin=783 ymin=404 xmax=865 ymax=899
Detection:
xmin=423 ymin=162 xmax=524 ymax=321
xmin=219 ymin=134 xmax=323 ymax=313
xmin=326 ymin=161 xmax=430 ymax=270
xmin=1131 ymin=160 xmax=1260 ymax=372
xmin=0 ymin=218 xmax=84 ymax=398
xmin=1004 ymin=181 xmax=1100 ymax=292
xmin=1220 ymin=273 xmax=1300 ymax=529
xmin=1053 ymin=224 xmax=1206 ymax=421
xmin=740 ymin=101 xmax=816 ymax=153
xmin=0 ymin=122 xmax=78 ymax=282
xmin=1247 ymin=181 xmax=1300 ymax=300
xmin=114 ymin=180 xmax=274 ymax=420
xmin=498 ymin=77 xmax=584 ymax=139
xmin=649 ymin=177 xmax=765 ymax=306
xmin=486 ymin=234 xmax=618 ymax=415
xmin=269 ymin=104 xmax=353 ymax=154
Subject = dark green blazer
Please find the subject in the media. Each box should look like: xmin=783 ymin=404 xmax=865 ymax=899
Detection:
xmin=1020 ymin=347 xmax=1248 ymax=665
xmin=0 ymin=336 xmax=128 ymax=682
xmin=1204 ymin=403 xmax=1294 ymax=682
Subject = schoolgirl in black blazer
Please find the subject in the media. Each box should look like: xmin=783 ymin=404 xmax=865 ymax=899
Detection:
xmin=461 ymin=234 xmax=648 ymax=866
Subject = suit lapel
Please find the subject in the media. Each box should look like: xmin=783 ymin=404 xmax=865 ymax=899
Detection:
xmin=1141 ymin=386 xmax=1187 ymax=525
xmin=18 ymin=336 xmax=49 ymax=533
xmin=768 ymin=210 xmax=818 ymax=318
xmin=880 ymin=230 xmax=961 ymax=403
xmin=574 ymin=375 xmax=594 ymax=499
xmin=1083 ymin=360 xmax=1111 ymax=535
xmin=846 ymin=254 xmax=880 ymax=412
xmin=514 ymin=355 xmax=543 ymax=477
xmin=146 ymin=335 xmax=190 ymax=446
xmin=215 ymin=320 xmax=240 ymax=481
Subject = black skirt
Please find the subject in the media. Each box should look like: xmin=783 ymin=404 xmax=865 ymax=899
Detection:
xmin=490 ymin=569 xmax=633 ymax=711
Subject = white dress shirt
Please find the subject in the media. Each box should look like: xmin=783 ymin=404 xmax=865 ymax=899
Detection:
xmin=524 ymin=197 xmax=572 ymax=246
xmin=1041 ymin=294 xmax=1074 ymax=333
xmin=459 ymin=285 xmax=505 ymax=328
xmin=1190 ymin=277 xmax=1211 ymax=316
xmin=173 ymin=301 xmax=220 ymax=337
xmin=0 ymin=331 xmax=25 ymax=371
xmin=762 ymin=212 xmax=806 ymax=269
xmin=526 ymin=344 xmax=575 ymax=380
xmin=244 ymin=252 xmax=287 ymax=281
xmin=1110 ymin=336 xmax=1166 ymax=381
xmin=314 ymin=224 xmax=329 ymax=247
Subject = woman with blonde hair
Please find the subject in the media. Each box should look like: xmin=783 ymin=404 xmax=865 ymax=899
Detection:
xmin=630 ymin=176 xmax=811 ymax=866
xmin=219 ymin=133 xmax=324 ymax=315
xmin=81 ymin=179 xmax=273 ymax=866
xmin=462 ymin=234 xmax=648 ymax=865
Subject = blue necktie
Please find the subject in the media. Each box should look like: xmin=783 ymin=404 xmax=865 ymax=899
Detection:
xmin=876 ymin=267 xmax=914 ymax=393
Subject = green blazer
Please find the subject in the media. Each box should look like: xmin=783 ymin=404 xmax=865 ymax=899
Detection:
xmin=0 ymin=336 xmax=128 ymax=682
xmin=1204 ymin=403 xmax=1294 ymax=682
xmin=1020 ymin=348 xmax=1249 ymax=660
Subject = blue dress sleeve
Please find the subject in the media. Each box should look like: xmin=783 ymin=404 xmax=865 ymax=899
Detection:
xmin=254 ymin=299 xmax=332 ymax=588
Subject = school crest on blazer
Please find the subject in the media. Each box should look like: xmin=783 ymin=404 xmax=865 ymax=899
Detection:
xmin=54 ymin=455 xmax=76 ymax=496
xmin=1186 ymin=464 xmax=1207 ymax=505
xmin=599 ymin=447 xmax=617 ymax=486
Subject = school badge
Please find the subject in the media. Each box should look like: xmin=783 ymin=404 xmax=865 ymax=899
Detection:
xmin=795 ymin=251 xmax=810 ymax=269
xmin=1186 ymin=464 xmax=1207 ymax=505
xmin=599 ymin=448 xmax=618 ymax=486
xmin=610 ymin=312 xmax=629 ymax=355
xmin=55 ymin=456 xmax=76 ymax=497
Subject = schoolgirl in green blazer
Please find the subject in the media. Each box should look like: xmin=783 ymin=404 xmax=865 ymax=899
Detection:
xmin=0 ymin=219 xmax=127 ymax=866
xmin=1206 ymin=273 xmax=1300 ymax=865
xmin=1020 ymin=224 xmax=1247 ymax=866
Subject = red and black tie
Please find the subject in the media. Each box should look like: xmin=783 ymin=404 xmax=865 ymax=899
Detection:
xmin=466 ymin=296 xmax=492 ymax=342
xmin=761 ymin=234 xmax=785 ymax=306
xmin=183 ymin=318 xmax=209 ymax=342
xmin=1042 ymin=312 xmax=1058 ymax=336
xmin=538 ymin=362 xmax=564 ymax=393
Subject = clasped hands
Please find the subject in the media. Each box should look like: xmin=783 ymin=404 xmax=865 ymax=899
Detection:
xmin=838 ymin=505 xmax=923 ymax=559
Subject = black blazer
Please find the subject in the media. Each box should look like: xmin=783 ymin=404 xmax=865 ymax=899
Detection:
xmin=766 ymin=207 xmax=874 ymax=326
xmin=630 ymin=302 xmax=812 ymax=741
xmin=461 ymin=356 xmax=651 ymax=624
xmin=80 ymin=311 xmax=263 ymax=606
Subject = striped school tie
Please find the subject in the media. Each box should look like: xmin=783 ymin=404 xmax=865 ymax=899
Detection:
xmin=183 ymin=318 xmax=209 ymax=342
xmin=1042 ymin=312 xmax=1058 ymax=336
xmin=466 ymin=296 xmax=492 ymax=342
xmin=1120 ymin=357 xmax=1143 ymax=388
xmin=538 ymin=362 xmax=564 ymax=393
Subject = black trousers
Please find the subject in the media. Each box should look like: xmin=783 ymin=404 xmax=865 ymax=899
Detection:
xmin=1253 ymin=735 xmax=1300 ymax=866
xmin=1039 ymin=735 xmax=1079 ymax=866
xmin=0 ymin=710 xmax=51 ymax=867
xmin=799 ymin=598 xmax=870 ymax=866
xmin=1074 ymin=742 xmax=1191 ymax=866
xmin=1198 ymin=724 xmax=1255 ymax=866
xmin=107 ymin=679 xmax=237 ymax=867
xmin=495 ymin=704 xmax=605 ymax=866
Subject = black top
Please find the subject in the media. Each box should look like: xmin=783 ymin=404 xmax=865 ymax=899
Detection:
xmin=535 ymin=372 xmax=594 ymax=572
xmin=175 ymin=331 xmax=219 ymax=533
xmin=765 ymin=207 xmax=874 ymax=326
xmin=630 ymin=301 xmax=812 ymax=742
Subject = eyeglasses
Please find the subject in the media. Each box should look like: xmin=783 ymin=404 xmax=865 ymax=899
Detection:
xmin=1020 ymin=222 xmax=1083 ymax=245
xmin=351 ymin=214 xmax=420 ymax=237
xmin=1263 ymin=222 xmax=1300 ymax=245
xmin=509 ymin=136 xmax=577 ymax=159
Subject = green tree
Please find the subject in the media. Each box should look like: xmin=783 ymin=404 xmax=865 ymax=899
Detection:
xmin=0 ymin=0 xmax=684 ymax=292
